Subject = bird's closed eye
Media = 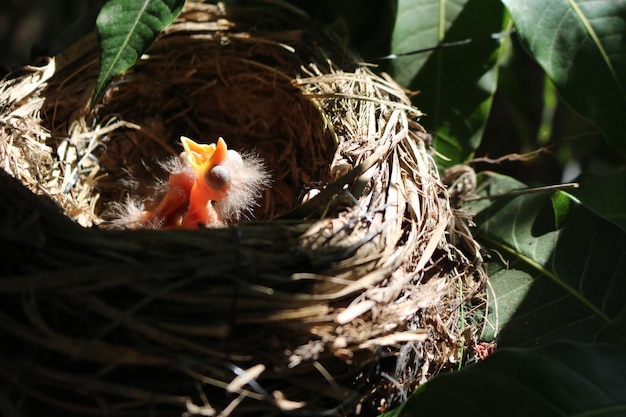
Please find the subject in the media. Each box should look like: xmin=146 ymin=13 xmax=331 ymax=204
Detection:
xmin=205 ymin=165 xmax=230 ymax=190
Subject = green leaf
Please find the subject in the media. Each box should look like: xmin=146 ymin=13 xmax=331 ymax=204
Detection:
xmin=390 ymin=0 xmax=509 ymax=167
xmin=92 ymin=0 xmax=185 ymax=106
xmin=551 ymin=190 xmax=573 ymax=230
xmin=466 ymin=173 xmax=626 ymax=346
xmin=502 ymin=0 xmax=626 ymax=154
xmin=570 ymin=170 xmax=626 ymax=232
xmin=383 ymin=342 xmax=626 ymax=417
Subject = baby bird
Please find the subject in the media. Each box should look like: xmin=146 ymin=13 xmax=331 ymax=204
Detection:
xmin=115 ymin=136 xmax=269 ymax=229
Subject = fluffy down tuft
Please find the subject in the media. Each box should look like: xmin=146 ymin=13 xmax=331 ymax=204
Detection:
xmin=213 ymin=150 xmax=271 ymax=222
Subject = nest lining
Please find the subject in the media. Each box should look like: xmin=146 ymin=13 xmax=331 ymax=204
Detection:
xmin=0 ymin=2 xmax=486 ymax=416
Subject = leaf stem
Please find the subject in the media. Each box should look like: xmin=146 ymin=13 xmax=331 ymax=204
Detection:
xmin=465 ymin=183 xmax=579 ymax=201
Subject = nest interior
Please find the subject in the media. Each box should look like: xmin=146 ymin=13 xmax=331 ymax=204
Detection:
xmin=0 ymin=2 xmax=486 ymax=416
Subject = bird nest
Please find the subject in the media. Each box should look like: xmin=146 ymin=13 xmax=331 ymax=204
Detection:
xmin=0 ymin=2 xmax=486 ymax=416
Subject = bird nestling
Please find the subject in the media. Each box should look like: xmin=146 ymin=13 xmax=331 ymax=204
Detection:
xmin=112 ymin=136 xmax=270 ymax=229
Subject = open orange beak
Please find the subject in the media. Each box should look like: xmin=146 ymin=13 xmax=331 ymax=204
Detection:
xmin=180 ymin=136 xmax=228 ymax=179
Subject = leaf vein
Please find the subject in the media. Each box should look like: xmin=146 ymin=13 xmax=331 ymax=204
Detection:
xmin=566 ymin=0 xmax=626 ymax=100
xmin=100 ymin=0 xmax=151 ymax=90
xmin=577 ymin=228 xmax=596 ymax=295
xmin=480 ymin=235 xmax=611 ymax=323
xmin=602 ymin=250 xmax=626 ymax=314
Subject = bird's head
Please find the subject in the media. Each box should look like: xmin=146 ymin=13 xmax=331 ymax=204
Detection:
xmin=180 ymin=135 xmax=269 ymax=224
xmin=180 ymin=136 xmax=244 ymax=200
